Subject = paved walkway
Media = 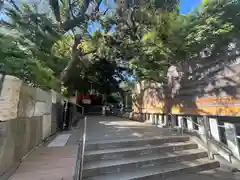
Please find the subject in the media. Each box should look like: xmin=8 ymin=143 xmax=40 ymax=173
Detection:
xmin=8 ymin=116 xmax=240 ymax=180
xmin=9 ymin=146 xmax=78 ymax=180
xmin=67 ymin=115 xmax=180 ymax=144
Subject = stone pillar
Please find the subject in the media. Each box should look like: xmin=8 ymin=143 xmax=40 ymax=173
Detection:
xmin=152 ymin=114 xmax=156 ymax=125
xmin=142 ymin=113 xmax=145 ymax=121
xmin=151 ymin=114 xmax=154 ymax=125
xmin=209 ymin=117 xmax=220 ymax=142
xmin=151 ymin=114 xmax=155 ymax=125
xmin=171 ymin=114 xmax=177 ymax=128
xmin=155 ymin=114 xmax=158 ymax=125
xmin=224 ymin=122 xmax=240 ymax=159
xmin=163 ymin=114 xmax=167 ymax=126
xmin=160 ymin=114 xmax=164 ymax=126
xmin=149 ymin=114 xmax=153 ymax=124
xmin=187 ymin=116 xmax=194 ymax=131
xmin=178 ymin=116 xmax=183 ymax=128
xmin=129 ymin=112 xmax=133 ymax=119
xmin=156 ymin=114 xmax=160 ymax=125
xmin=157 ymin=114 xmax=162 ymax=127
xmin=158 ymin=114 xmax=167 ymax=127
xmin=198 ymin=117 xmax=207 ymax=143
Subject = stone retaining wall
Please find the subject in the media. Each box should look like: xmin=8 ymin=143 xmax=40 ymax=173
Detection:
xmin=0 ymin=74 xmax=61 ymax=177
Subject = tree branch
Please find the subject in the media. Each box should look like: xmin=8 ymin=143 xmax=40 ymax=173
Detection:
xmin=84 ymin=0 xmax=91 ymax=12
xmin=68 ymin=0 xmax=76 ymax=19
xmin=61 ymin=0 xmax=104 ymax=32
xmin=60 ymin=15 xmax=85 ymax=32
xmin=49 ymin=0 xmax=61 ymax=22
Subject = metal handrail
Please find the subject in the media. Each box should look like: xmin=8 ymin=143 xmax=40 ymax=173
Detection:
xmin=75 ymin=103 xmax=84 ymax=116
xmin=74 ymin=116 xmax=87 ymax=180
xmin=179 ymin=116 xmax=236 ymax=160
xmin=190 ymin=120 xmax=201 ymax=127
xmin=217 ymin=125 xmax=225 ymax=128
xmin=79 ymin=116 xmax=87 ymax=180
xmin=174 ymin=117 xmax=200 ymax=135
xmin=67 ymin=103 xmax=84 ymax=130
xmin=117 ymin=111 xmax=240 ymax=162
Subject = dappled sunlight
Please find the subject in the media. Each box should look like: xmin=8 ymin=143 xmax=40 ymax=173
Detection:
xmin=131 ymin=132 xmax=143 ymax=137
xmin=85 ymin=116 xmax=181 ymax=142
xmin=98 ymin=120 xmax=152 ymax=127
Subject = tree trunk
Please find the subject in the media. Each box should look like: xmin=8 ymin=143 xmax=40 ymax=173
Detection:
xmin=49 ymin=0 xmax=104 ymax=82
xmin=61 ymin=35 xmax=81 ymax=82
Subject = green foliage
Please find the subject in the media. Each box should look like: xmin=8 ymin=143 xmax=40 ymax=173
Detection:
xmin=86 ymin=57 xmax=124 ymax=94
xmin=110 ymin=0 xmax=240 ymax=86
xmin=110 ymin=2 xmax=183 ymax=83
xmin=185 ymin=0 xmax=240 ymax=56
xmin=0 ymin=4 xmax=67 ymax=90
xmin=0 ymin=33 xmax=58 ymax=90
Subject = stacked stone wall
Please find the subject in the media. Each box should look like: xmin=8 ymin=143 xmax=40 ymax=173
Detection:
xmin=0 ymin=74 xmax=60 ymax=176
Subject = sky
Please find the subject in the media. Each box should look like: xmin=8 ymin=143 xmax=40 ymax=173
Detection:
xmin=180 ymin=0 xmax=202 ymax=14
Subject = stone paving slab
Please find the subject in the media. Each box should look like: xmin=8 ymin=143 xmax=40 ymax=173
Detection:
xmin=47 ymin=134 xmax=72 ymax=147
xmin=9 ymin=145 xmax=78 ymax=180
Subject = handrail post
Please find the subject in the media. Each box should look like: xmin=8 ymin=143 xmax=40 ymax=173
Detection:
xmin=203 ymin=115 xmax=212 ymax=160
xmin=181 ymin=116 xmax=184 ymax=136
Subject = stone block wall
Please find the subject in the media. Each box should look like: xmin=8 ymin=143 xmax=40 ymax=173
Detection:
xmin=0 ymin=74 xmax=61 ymax=177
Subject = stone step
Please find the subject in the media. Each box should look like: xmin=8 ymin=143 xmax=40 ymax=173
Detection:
xmin=84 ymin=142 xmax=198 ymax=162
xmin=84 ymin=158 xmax=220 ymax=180
xmin=83 ymin=149 xmax=207 ymax=178
xmin=85 ymin=136 xmax=190 ymax=151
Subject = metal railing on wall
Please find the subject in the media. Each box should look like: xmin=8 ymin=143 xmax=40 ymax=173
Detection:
xmin=214 ymin=124 xmax=234 ymax=161
xmin=74 ymin=116 xmax=87 ymax=180
xmin=75 ymin=103 xmax=84 ymax=117
xmin=64 ymin=102 xmax=84 ymax=130
xmin=165 ymin=114 xmax=239 ymax=163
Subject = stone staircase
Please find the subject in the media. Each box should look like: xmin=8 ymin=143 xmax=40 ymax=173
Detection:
xmin=82 ymin=136 xmax=220 ymax=180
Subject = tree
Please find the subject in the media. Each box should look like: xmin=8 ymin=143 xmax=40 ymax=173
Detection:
xmin=107 ymin=0 xmax=240 ymax=119
xmin=0 ymin=32 xmax=58 ymax=90
xmin=111 ymin=1 xmax=183 ymax=81
xmin=1 ymin=1 xmax=124 ymax=96
xmin=0 ymin=3 xmax=72 ymax=90
xmin=48 ymin=0 xmax=115 ymax=82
